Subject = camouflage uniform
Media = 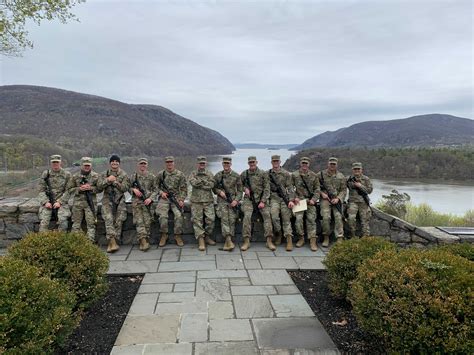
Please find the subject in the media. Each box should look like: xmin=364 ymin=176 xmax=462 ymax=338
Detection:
xmin=130 ymin=170 xmax=156 ymax=242
xmin=189 ymin=160 xmax=215 ymax=239
xmin=98 ymin=168 xmax=130 ymax=241
xmin=268 ymin=166 xmax=294 ymax=242
xmin=38 ymin=158 xmax=72 ymax=232
xmin=347 ymin=163 xmax=373 ymax=237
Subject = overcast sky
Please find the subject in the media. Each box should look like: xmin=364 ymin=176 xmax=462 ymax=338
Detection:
xmin=1 ymin=0 xmax=472 ymax=144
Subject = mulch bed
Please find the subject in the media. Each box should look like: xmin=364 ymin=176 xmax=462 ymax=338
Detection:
xmin=56 ymin=275 xmax=143 ymax=355
xmin=289 ymin=270 xmax=386 ymax=354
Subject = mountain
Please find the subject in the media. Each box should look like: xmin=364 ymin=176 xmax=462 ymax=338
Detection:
xmin=293 ymin=114 xmax=474 ymax=150
xmin=0 ymin=85 xmax=234 ymax=159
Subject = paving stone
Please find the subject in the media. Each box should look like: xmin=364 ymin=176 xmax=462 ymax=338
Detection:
xmin=244 ymin=259 xmax=262 ymax=269
xmin=195 ymin=341 xmax=259 ymax=355
xmin=161 ymin=248 xmax=180 ymax=261
xmin=252 ymin=317 xmax=337 ymax=351
xmin=268 ymin=295 xmax=314 ymax=317
xmin=216 ymin=254 xmax=245 ymax=269
xmin=231 ymin=286 xmax=277 ymax=295
xmin=138 ymin=284 xmax=173 ymax=294
xmin=179 ymin=313 xmax=208 ymax=342
xmin=293 ymin=257 xmax=325 ymax=270
xmin=181 ymin=248 xmax=208 ymax=256
xmin=110 ymin=245 xmax=133 ymax=255
xmin=158 ymin=292 xmax=195 ymax=303
xmin=108 ymin=260 xmax=159 ymax=274
xmin=274 ymin=248 xmax=325 ymax=257
xmin=198 ymin=270 xmax=248 ymax=279
xmin=180 ymin=254 xmax=216 ymax=261
xmin=143 ymin=272 xmax=195 ymax=284
xmin=174 ymin=283 xmax=195 ymax=292
xmin=206 ymin=244 xmax=237 ymax=254
xmin=108 ymin=254 xmax=128 ymax=261
xmin=128 ymin=293 xmax=159 ymax=315
xmin=110 ymin=345 xmax=144 ymax=355
xmin=242 ymin=243 xmax=275 ymax=252
xmin=248 ymin=270 xmax=294 ymax=285
xmin=276 ymin=285 xmax=300 ymax=295
xmin=234 ymin=296 xmax=274 ymax=318
xmin=241 ymin=251 xmax=258 ymax=260
xmin=127 ymin=248 xmax=162 ymax=260
xmin=196 ymin=278 xmax=231 ymax=301
xmin=154 ymin=299 xmax=208 ymax=315
xmin=293 ymin=350 xmax=339 ymax=355
xmin=115 ymin=315 xmax=180 ymax=345
xmin=257 ymin=251 xmax=276 ymax=257
xmin=158 ymin=261 xmax=216 ymax=272
xmin=229 ymin=277 xmax=252 ymax=286
xmin=209 ymin=319 xmax=254 ymax=341
xmin=208 ymin=301 xmax=235 ymax=319
xmin=259 ymin=257 xmax=298 ymax=269
xmin=260 ymin=350 xmax=291 ymax=355
xmin=144 ymin=343 xmax=192 ymax=355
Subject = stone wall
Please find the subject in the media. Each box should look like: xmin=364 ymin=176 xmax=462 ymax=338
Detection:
xmin=0 ymin=197 xmax=471 ymax=247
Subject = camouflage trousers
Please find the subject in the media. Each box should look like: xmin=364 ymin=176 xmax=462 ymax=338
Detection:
xmin=191 ymin=202 xmax=215 ymax=239
xmin=156 ymin=200 xmax=184 ymax=235
xmin=270 ymin=198 xmax=293 ymax=239
xmin=102 ymin=200 xmax=127 ymax=241
xmin=132 ymin=202 xmax=153 ymax=241
xmin=294 ymin=203 xmax=317 ymax=239
xmin=216 ymin=201 xmax=239 ymax=238
xmin=347 ymin=202 xmax=371 ymax=237
xmin=241 ymin=199 xmax=272 ymax=239
xmin=320 ymin=199 xmax=344 ymax=239
xmin=71 ymin=200 xmax=96 ymax=242
xmin=38 ymin=205 xmax=71 ymax=232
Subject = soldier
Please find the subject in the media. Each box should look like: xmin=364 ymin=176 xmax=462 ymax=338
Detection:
xmin=130 ymin=158 xmax=155 ymax=251
xmin=156 ymin=156 xmax=187 ymax=247
xmin=347 ymin=162 xmax=373 ymax=238
xmin=268 ymin=155 xmax=295 ymax=251
xmin=213 ymin=157 xmax=243 ymax=251
xmin=317 ymin=157 xmax=347 ymax=246
xmin=292 ymin=156 xmax=320 ymax=251
xmin=240 ymin=156 xmax=273 ymax=251
xmin=38 ymin=154 xmax=72 ymax=232
xmin=68 ymin=157 xmax=100 ymax=242
xmin=189 ymin=156 xmax=216 ymax=251
xmin=98 ymin=155 xmax=130 ymax=253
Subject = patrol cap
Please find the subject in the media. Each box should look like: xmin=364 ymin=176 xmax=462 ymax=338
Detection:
xmin=165 ymin=156 xmax=174 ymax=162
xmin=81 ymin=157 xmax=92 ymax=165
xmin=50 ymin=154 xmax=61 ymax=162
xmin=248 ymin=156 xmax=257 ymax=162
xmin=328 ymin=157 xmax=338 ymax=163
xmin=300 ymin=156 xmax=310 ymax=164
xmin=352 ymin=162 xmax=363 ymax=169
xmin=138 ymin=157 xmax=148 ymax=164
xmin=222 ymin=157 xmax=232 ymax=163
xmin=197 ymin=156 xmax=207 ymax=163
xmin=271 ymin=155 xmax=280 ymax=161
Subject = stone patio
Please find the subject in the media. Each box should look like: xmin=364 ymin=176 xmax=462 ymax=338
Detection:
xmin=108 ymin=242 xmax=339 ymax=355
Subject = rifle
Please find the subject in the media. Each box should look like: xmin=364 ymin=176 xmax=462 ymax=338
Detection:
xmin=244 ymin=170 xmax=262 ymax=221
xmin=319 ymin=172 xmax=346 ymax=221
xmin=44 ymin=170 xmax=58 ymax=222
xmin=132 ymin=173 xmax=151 ymax=212
xmin=160 ymin=171 xmax=184 ymax=214
xmin=347 ymin=176 xmax=371 ymax=207
xmin=80 ymin=174 xmax=97 ymax=223
xmin=268 ymin=170 xmax=290 ymax=206
xmin=217 ymin=173 xmax=241 ymax=215
xmin=300 ymin=174 xmax=315 ymax=201
xmin=106 ymin=170 xmax=118 ymax=218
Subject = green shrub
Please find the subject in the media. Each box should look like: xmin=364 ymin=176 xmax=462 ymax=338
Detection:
xmin=349 ymin=248 xmax=474 ymax=353
xmin=375 ymin=189 xmax=411 ymax=218
xmin=8 ymin=231 xmax=109 ymax=309
xmin=0 ymin=257 xmax=78 ymax=354
xmin=405 ymin=203 xmax=474 ymax=227
xmin=322 ymin=236 xmax=396 ymax=299
xmin=438 ymin=242 xmax=474 ymax=261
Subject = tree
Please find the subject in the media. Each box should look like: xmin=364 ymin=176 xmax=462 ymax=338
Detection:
xmin=0 ymin=0 xmax=84 ymax=56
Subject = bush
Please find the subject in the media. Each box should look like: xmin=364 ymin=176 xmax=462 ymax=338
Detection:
xmin=405 ymin=203 xmax=474 ymax=227
xmin=375 ymin=189 xmax=411 ymax=218
xmin=0 ymin=257 xmax=78 ymax=354
xmin=8 ymin=231 xmax=109 ymax=309
xmin=438 ymin=242 xmax=474 ymax=261
xmin=349 ymin=248 xmax=474 ymax=353
xmin=322 ymin=236 xmax=396 ymax=299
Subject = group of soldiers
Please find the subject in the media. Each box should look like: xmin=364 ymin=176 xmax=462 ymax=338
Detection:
xmin=38 ymin=153 xmax=373 ymax=253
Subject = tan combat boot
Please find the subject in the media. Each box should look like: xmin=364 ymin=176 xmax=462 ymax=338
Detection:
xmin=286 ymin=237 xmax=293 ymax=252
xmin=205 ymin=235 xmax=216 ymax=245
xmin=223 ymin=236 xmax=232 ymax=251
xmin=274 ymin=231 xmax=282 ymax=246
xmin=336 ymin=237 xmax=344 ymax=243
xmin=159 ymin=233 xmax=168 ymax=247
xmin=240 ymin=237 xmax=250 ymax=251
xmin=228 ymin=237 xmax=235 ymax=251
xmin=322 ymin=235 xmax=330 ymax=247
xmin=266 ymin=236 xmax=276 ymax=251
xmin=139 ymin=238 xmax=150 ymax=252
xmin=296 ymin=236 xmax=305 ymax=248
xmin=175 ymin=235 xmax=184 ymax=247
xmin=107 ymin=238 xmax=120 ymax=253
xmin=198 ymin=236 xmax=206 ymax=251
xmin=310 ymin=237 xmax=318 ymax=252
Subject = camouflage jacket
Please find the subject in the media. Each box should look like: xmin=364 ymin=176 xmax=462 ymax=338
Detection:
xmin=67 ymin=170 xmax=101 ymax=203
xmin=240 ymin=167 xmax=270 ymax=204
xmin=156 ymin=169 xmax=187 ymax=202
xmin=347 ymin=174 xmax=373 ymax=204
xmin=292 ymin=169 xmax=320 ymax=201
xmin=213 ymin=170 xmax=243 ymax=204
xmin=130 ymin=171 xmax=156 ymax=204
xmin=268 ymin=168 xmax=295 ymax=203
xmin=98 ymin=169 xmax=130 ymax=206
xmin=317 ymin=170 xmax=347 ymax=201
xmin=38 ymin=168 xmax=72 ymax=206
xmin=189 ymin=168 xmax=215 ymax=203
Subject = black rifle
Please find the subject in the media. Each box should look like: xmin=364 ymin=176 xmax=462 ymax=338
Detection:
xmin=347 ymin=176 xmax=371 ymax=207
xmin=217 ymin=173 xmax=241 ymax=214
xmin=300 ymin=174 xmax=315 ymax=201
xmin=268 ymin=170 xmax=290 ymax=206
xmin=244 ymin=170 xmax=263 ymax=221
xmin=160 ymin=171 xmax=184 ymax=213
xmin=106 ymin=170 xmax=118 ymax=217
xmin=80 ymin=174 xmax=97 ymax=223
xmin=44 ymin=170 xmax=58 ymax=221
xmin=319 ymin=172 xmax=345 ymax=221
xmin=132 ymin=173 xmax=151 ymax=212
